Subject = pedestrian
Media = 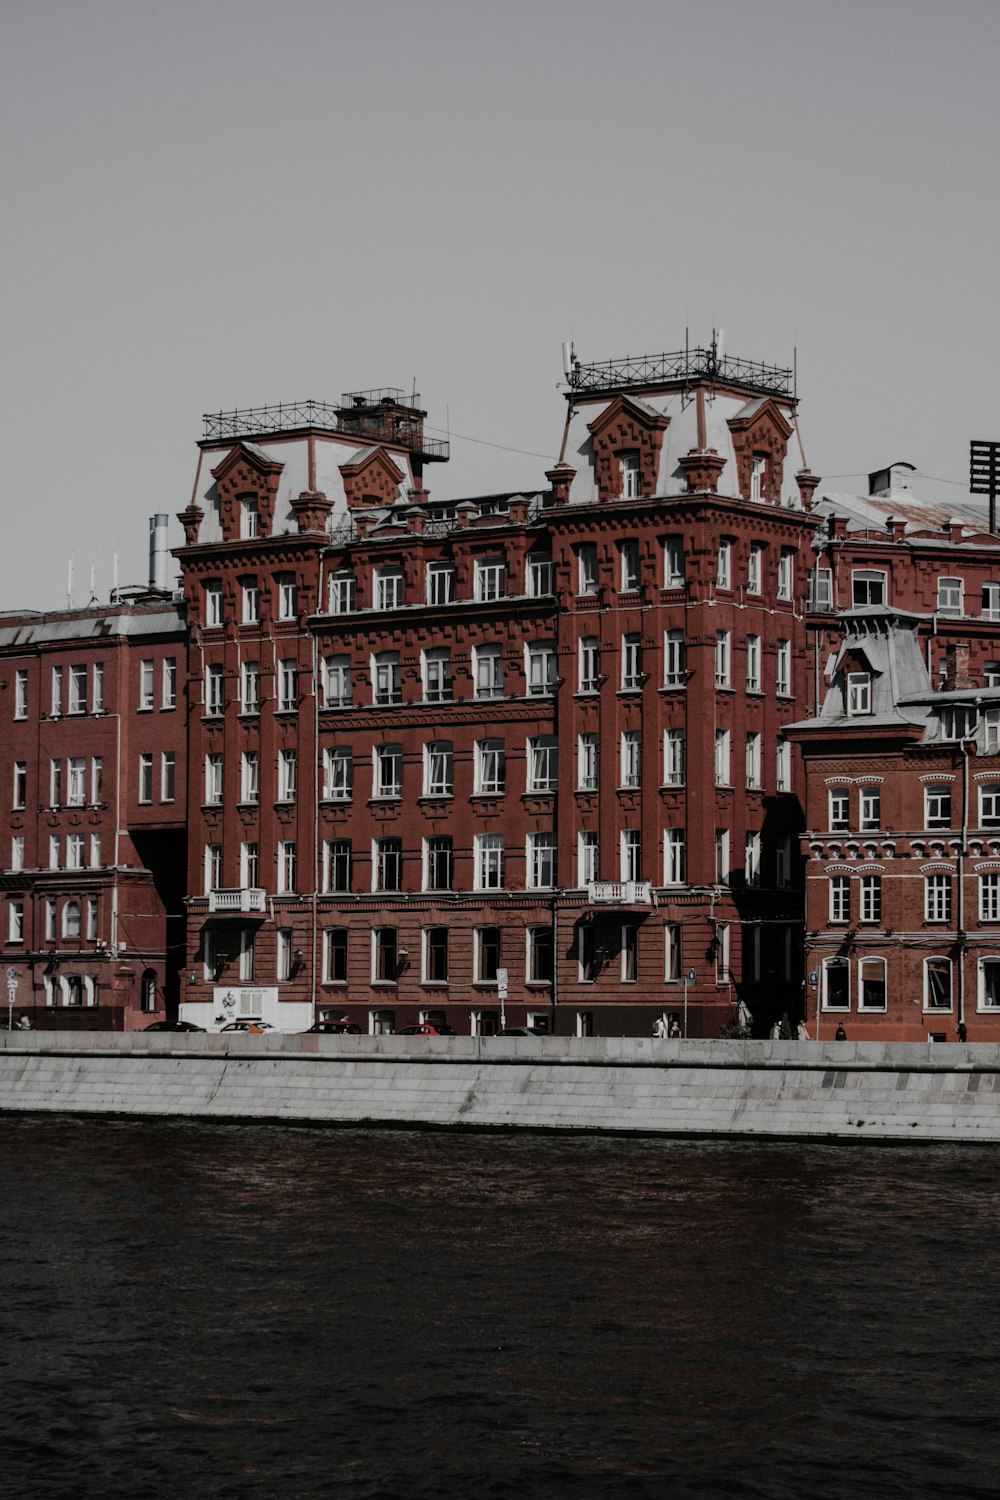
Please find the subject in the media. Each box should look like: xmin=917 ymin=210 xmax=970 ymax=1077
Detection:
xmin=796 ymin=1021 xmax=810 ymax=1041
xmin=835 ymin=1023 xmax=847 ymax=1041
xmin=668 ymin=1016 xmax=681 ymax=1038
xmin=769 ymin=1020 xmax=781 ymax=1040
xmin=958 ymin=1021 xmax=968 ymax=1043
xmin=652 ymin=1016 xmax=666 ymax=1039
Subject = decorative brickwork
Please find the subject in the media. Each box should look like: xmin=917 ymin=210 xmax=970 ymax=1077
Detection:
xmin=586 ymin=396 xmax=669 ymax=501
xmin=339 ymin=448 xmax=406 ymax=510
xmin=727 ymin=399 xmax=793 ymax=503
xmin=210 ymin=444 xmax=284 ymax=539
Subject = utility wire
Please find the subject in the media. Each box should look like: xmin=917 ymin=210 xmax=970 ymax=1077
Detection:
xmin=424 ymin=421 xmax=558 ymax=463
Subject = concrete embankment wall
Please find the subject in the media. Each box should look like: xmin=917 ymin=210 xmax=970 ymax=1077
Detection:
xmin=2 ymin=1033 xmax=1000 ymax=1141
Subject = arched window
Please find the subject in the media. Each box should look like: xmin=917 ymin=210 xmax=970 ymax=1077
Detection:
xmin=141 ymin=969 xmax=157 ymax=1012
xmin=62 ymin=901 xmax=81 ymax=939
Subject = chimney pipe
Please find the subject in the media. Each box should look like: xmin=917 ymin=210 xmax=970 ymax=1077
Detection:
xmin=148 ymin=514 xmax=170 ymax=591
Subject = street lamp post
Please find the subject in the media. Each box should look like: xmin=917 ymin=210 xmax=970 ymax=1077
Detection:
xmin=683 ymin=969 xmax=696 ymax=1039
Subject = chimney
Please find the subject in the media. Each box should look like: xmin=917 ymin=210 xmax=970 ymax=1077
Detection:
xmin=148 ymin=514 xmax=170 ymax=590
xmin=943 ymin=644 xmax=973 ymax=691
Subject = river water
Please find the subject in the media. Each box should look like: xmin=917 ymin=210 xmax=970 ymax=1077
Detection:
xmin=2 ymin=1116 xmax=999 ymax=1499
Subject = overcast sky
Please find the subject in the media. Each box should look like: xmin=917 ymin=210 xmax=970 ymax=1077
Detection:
xmin=3 ymin=0 xmax=997 ymax=608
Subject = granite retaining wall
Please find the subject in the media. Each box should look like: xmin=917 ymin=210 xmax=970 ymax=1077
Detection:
xmin=2 ymin=1033 xmax=1000 ymax=1141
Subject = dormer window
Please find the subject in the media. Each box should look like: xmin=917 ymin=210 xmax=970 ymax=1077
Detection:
xmin=621 ymin=451 xmax=641 ymax=499
xmin=749 ymin=454 xmax=767 ymax=502
xmin=941 ymin=705 xmax=977 ymax=741
xmin=846 ymin=672 xmax=872 ymax=715
xmin=240 ymin=496 xmax=259 ymax=539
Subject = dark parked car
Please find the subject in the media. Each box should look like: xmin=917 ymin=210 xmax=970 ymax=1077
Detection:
xmin=303 ymin=1021 xmax=362 ymax=1034
xmin=143 ymin=1020 xmax=206 ymax=1033
xmin=498 ymin=1027 xmax=544 ymax=1036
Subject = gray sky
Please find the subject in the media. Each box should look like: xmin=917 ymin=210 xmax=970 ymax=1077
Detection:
xmin=3 ymin=0 xmax=997 ymax=608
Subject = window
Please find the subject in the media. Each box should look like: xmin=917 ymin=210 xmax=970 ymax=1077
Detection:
xmin=205 ymin=753 xmax=223 ymax=805
xmin=138 ymin=753 xmax=153 ymax=804
xmin=860 ymin=874 xmax=882 ymax=923
xmin=983 ymin=584 xmax=1000 ymax=621
xmin=577 ymin=734 xmax=598 ymax=791
xmin=328 ymin=571 xmax=356 ymax=614
xmin=205 ymin=664 xmax=224 ymax=716
xmin=45 ymin=898 xmax=56 ymax=940
xmin=747 ymin=542 xmax=765 ymax=595
xmin=422 ymin=649 xmax=453 ymax=703
xmin=87 ymin=898 xmax=99 ymax=940
xmin=926 ymin=874 xmax=952 ymax=922
xmin=527 ymin=832 xmax=557 ymax=889
xmin=49 ymin=759 xmax=62 ymax=809
xmin=10 ymin=836 xmax=24 ymax=872
xmin=829 ymin=789 xmax=849 ymax=830
xmin=716 ymin=539 xmax=732 ymax=589
xmin=745 ymin=733 xmax=761 ymax=789
xmin=475 ymin=834 xmax=504 ymax=890
xmin=664 ymin=630 xmax=685 ymax=687
xmin=241 ymin=578 xmax=260 ymax=624
xmin=846 ymin=672 xmax=871 ymax=715
xmin=139 ymin=659 xmax=154 ymax=711
xmin=621 ymin=634 xmax=642 ymax=690
xmin=980 ymin=959 xmax=1000 ymax=1009
xmin=473 ymin=645 xmax=504 ymax=700
xmin=663 ymin=537 xmax=684 ymax=588
xmin=527 ymin=736 xmax=558 ymax=793
xmin=578 ymin=831 xmax=598 ymax=887
xmin=240 ymin=660 xmax=260 ymax=715
xmin=277 ymin=846 xmax=296 ymax=888
xmin=204 ymin=843 xmax=222 ymax=894
xmin=89 ymin=834 xmax=101 ymax=869
xmin=620 ymin=829 xmax=641 ymax=883
xmin=527 ymin=642 xmax=556 ymax=696
xmin=980 ymin=784 xmax=1000 ymax=828
xmin=240 ymin=496 xmax=259 ymax=538
xmin=714 ymin=729 xmax=731 ymax=786
xmin=475 ymin=738 xmax=505 ymax=796
xmin=776 ymin=740 xmax=791 ymax=792
xmin=67 ymin=757 xmax=86 ymax=807
xmin=528 ymin=553 xmax=555 ymax=596
xmin=68 ymin=664 xmax=87 ymax=715
xmin=323 ymin=655 xmax=352 ymax=708
xmin=980 ymin=873 xmax=1000 ymax=922
xmin=859 ymin=788 xmax=881 ymax=831
xmin=374 ymin=838 xmax=402 ymax=892
xmin=620 ymin=924 xmax=639 ymax=983
xmin=424 ymin=927 xmax=449 ymax=983
xmin=277 ymin=659 xmax=298 ymax=712
xmin=14 ymin=669 xmax=28 ymax=719
xmin=372 ymin=651 xmax=402 ymax=705
xmin=777 ymin=549 xmax=794 ymax=601
xmin=715 ymin=924 xmax=731 ymax=985
xmin=91 ymin=757 xmax=103 ymax=806
xmin=475 ymin=556 xmax=506 ymax=602
xmin=161 ymin=750 xmax=176 ymax=803
xmin=749 ymin=453 xmax=767 ymax=502
xmin=621 ymin=450 xmax=641 ymax=498
xmin=937 ymin=577 xmax=963 ymax=615
xmin=808 ymin=566 xmax=833 ymax=610
xmin=775 ymin=834 xmax=792 ymax=888
xmin=663 ymin=729 xmax=684 ymax=786
xmin=663 ymin=829 xmax=684 ymax=885
xmin=578 ymin=636 xmax=599 ymax=693
xmin=577 ymin=543 xmax=599 ymax=595
xmin=620 ymin=730 xmax=641 ymax=789
xmin=161 ymin=658 xmax=176 ymax=710
xmin=475 ymin=927 xmax=500 ymax=983
xmin=664 ymin=923 xmax=681 ymax=982
xmin=373 ymin=929 xmax=398 ymax=982
xmin=240 ymin=841 xmax=260 ymax=889
xmin=374 ymin=567 xmax=403 ymax=610
xmin=276 ymin=929 xmax=293 ymax=983
xmin=619 ymin=541 xmax=640 ymax=592
xmin=715 ymin=631 xmax=731 ymax=689
xmin=278 ymin=749 xmax=297 ymax=803
xmin=527 ymin=927 xmax=554 ymax=985
xmin=941 ymin=705 xmax=977 ymax=741
xmin=925 ymin=785 xmax=952 ymax=829
xmin=424 ymin=741 xmax=453 ymax=798
xmin=277 ymin=574 xmax=297 ymax=620
xmin=745 ymin=635 xmax=761 ymax=693
xmin=925 ymin=957 xmax=952 ymax=1011
xmin=776 ymin=639 xmax=791 ymax=697
xmin=240 ymin=751 xmax=259 ymax=804
xmin=577 ymin=925 xmax=597 ymax=984
xmin=61 ymin=899 xmax=82 ymax=939
xmin=323 ymin=840 xmax=352 ymax=893
xmin=745 ymin=831 xmax=761 ymax=886
xmin=424 ymin=837 xmax=453 ymax=892
xmin=65 ymin=834 xmax=83 ymax=871
xmin=374 ymin=744 xmax=403 ymax=799
xmin=829 ymin=875 xmax=850 ymax=923
xmin=204 ymin=581 xmax=223 ymax=626
xmin=859 ymin=957 xmax=887 ymax=1010
xmin=425 ymin=562 xmax=455 ymax=606
xmin=986 ymin=710 xmax=1000 ymax=753
xmin=8 ymin=898 xmax=24 ymax=943
xmin=823 ymin=956 xmax=850 ymax=1010
xmin=852 ymin=570 xmax=887 ymax=607
xmin=51 ymin=665 xmax=63 ymax=717
xmin=323 ymin=746 xmax=352 ymax=802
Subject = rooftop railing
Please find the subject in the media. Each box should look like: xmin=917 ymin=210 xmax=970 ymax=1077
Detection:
xmin=202 ymin=394 xmax=449 ymax=458
xmin=570 ymin=347 xmax=794 ymax=399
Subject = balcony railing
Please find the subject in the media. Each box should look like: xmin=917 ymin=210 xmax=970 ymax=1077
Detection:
xmin=587 ymin=881 xmax=653 ymax=905
xmin=208 ymin=887 xmax=267 ymax=914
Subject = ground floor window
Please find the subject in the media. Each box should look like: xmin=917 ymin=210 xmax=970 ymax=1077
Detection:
xmin=979 ymin=957 xmax=1000 ymax=1009
xmin=370 ymin=1009 xmax=395 ymax=1035
xmin=822 ymin=956 xmax=850 ymax=1010
xmin=141 ymin=969 xmax=157 ymax=1012
xmin=924 ymin=957 xmax=952 ymax=1011
xmin=472 ymin=1009 xmax=499 ymax=1036
xmin=858 ymin=957 xmax=887 ymax=1011
xmin=577 ymin=1011 xmax=594 ymax=1037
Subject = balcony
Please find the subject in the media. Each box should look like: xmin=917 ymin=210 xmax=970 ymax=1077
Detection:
xmin=208 ymin=888 xmax=267 ymax=915
xmin=588 ymin=881 xmax=653 ymax=906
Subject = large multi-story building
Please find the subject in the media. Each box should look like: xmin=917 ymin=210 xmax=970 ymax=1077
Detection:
xmin=4 ymin=346 xmax=998 ymax=1039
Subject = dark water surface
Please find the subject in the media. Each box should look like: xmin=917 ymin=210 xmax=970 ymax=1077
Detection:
xmin=2 ymin=1118 xmax=999 ymax=1499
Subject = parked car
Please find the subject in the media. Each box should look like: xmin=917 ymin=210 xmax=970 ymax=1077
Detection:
xmin=219 ymin=1020 xmax=275 ymax=1033
xmin=398 ymin=1023 xmax=451 ymax=1036
xmin=303 ymin=1021 xmax=362 ymax=1034
xmin=143 ymin=1020 xmax=207 ymax=1033
xmin=498 ymin=1027 xmax=544 ymax=1036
